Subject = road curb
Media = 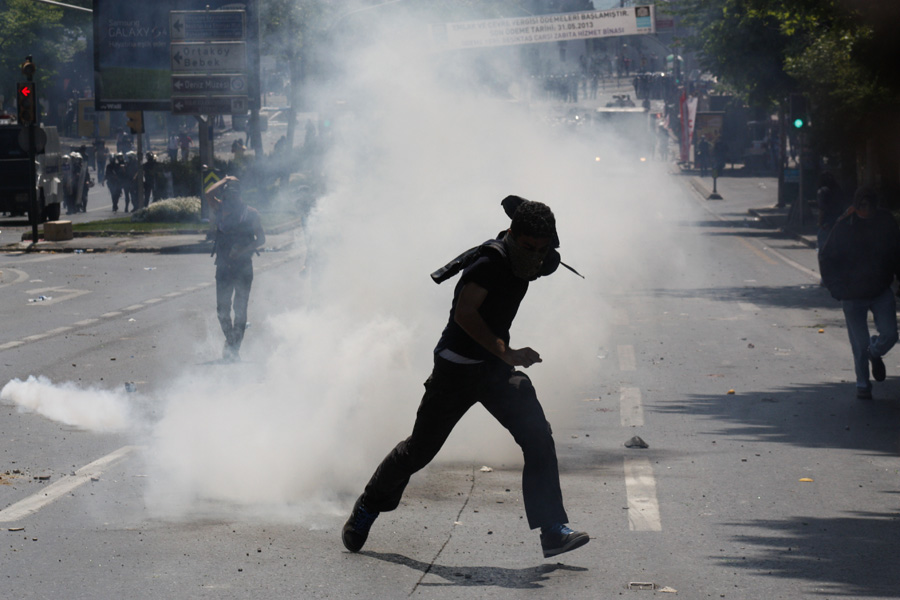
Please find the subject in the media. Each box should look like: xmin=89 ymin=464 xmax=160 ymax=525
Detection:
xmin=687 ymin=175 xmax=818 ymax=250
xmin=0 ymin=218 xmax=302 ymax=254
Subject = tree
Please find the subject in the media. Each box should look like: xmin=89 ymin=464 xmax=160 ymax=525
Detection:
xmin=0 ymin=0 xmax=91 ymax=125
xmin=675 ymin=0 xmax=900 ymax=200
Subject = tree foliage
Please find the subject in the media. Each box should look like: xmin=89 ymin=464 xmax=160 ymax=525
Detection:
xmin=0 ymin=0 xmax=89 ymax=109
xmin=676 ymin=0 xmax=900 ymax=159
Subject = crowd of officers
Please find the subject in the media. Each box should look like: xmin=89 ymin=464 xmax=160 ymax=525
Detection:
xmin=61 ymin=138 xmax=164 ymax=215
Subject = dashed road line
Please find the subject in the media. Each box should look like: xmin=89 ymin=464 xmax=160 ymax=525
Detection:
xmin=614 ymin=332 xmax=662 ymax=532
xmin=0 ymin=446 xmax=138 ymax=523
xmin=619 ymin=386 xmax=644 ymax=427
xmin=623 ymin=457 xmax=663 ymax=531
xmin=0 ymin=249 xmax=301 ymax=351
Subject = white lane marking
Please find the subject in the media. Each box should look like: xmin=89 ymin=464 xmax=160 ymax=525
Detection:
xmin=617 ymin=345 xmax=636 ymax=372
xmin=0 ymin=268 xmax=29 ymax=289
xmin=624 ymin=457 xmax=662 ymax=531
xmin=3 ymin=280 xmax=215 ymax=350
xmin=1 ymin=254 xmax=67 ymax=264
xmin=738 ymin=302 xmax=759 ymax=312
xmin=0 ymin=446 xmax=138 ymax=523
xmin=24 ymin=287 xmax=91 ymax=306
xmin=619 ymin=387 xmax=644 ymax=427
xmin=21 ymin=327 xmax=72 ymax=342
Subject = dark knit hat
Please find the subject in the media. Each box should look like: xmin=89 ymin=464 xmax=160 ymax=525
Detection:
xmin=501 ymin=195 xmax=559 ymax=248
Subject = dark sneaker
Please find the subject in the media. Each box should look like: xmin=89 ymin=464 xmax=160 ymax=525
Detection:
xmin=540 ymin=524 xmax=590 ymax=558
xmin=342 ymin=499 xmax=379 ymax=552
xmin=871 ymin=354 xmax=886 ymax=382
xmin=857 ymin=388 xmax=873 ymax=400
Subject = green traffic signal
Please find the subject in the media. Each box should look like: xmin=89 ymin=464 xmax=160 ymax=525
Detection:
xmin=793 ymin=117 xmax=805 ymax=129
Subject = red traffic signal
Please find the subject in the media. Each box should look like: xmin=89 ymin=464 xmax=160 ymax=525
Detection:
xmin=17 ymin=82 xmax=37 ymax=125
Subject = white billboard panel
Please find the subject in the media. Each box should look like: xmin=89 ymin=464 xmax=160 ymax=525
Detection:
xmin=430 ymin=6 xmax=656 ymax=51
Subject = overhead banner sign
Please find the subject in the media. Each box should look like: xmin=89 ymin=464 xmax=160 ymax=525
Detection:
xmin=430 ymin=5 xmax=655 ymax=51
xmin=92 ymin=0 xmax=260 ymax=112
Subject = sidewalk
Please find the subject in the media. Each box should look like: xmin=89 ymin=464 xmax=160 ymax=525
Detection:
xmin=0 ymin=219 xmax=302 ymax=254
xmin=685 ymin=170 xmax=818 ymax=250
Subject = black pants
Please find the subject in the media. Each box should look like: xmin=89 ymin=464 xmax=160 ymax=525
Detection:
xmin=216 ymin=262 xmax=253 ymax=348
xmin=360 ymin=356 xmax=568 ymax=529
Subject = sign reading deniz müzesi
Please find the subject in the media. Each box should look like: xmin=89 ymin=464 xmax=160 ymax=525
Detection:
xmin=92 ymin=0 xmax=260 ymax=111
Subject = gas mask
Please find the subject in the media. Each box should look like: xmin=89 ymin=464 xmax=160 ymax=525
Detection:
xmin=504 ymin=234 xmax=548 ymax=280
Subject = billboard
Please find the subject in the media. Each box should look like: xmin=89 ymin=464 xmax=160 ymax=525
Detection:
xmin=430 ymin=5 xmax=656 ymax=51
xmin=92 ymin=0 xmax=260 ymax=112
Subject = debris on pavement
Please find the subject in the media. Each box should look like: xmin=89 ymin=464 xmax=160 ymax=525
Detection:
xmin=28 ymin=295 xmax=52 ymax=302
xmin=628 ymin=582 xmax=656 ymax=590
xmin=124 ymin=382 xmax=136 ymax=393
xmin=799 ymin=478 xmax=814 ymax=482
xmin=727 ymin=389 xmax=736 ymax=394
xmin=625 ymin=436 xmax=649 ymax=449
xmin=479 ymin=466 xmax=493 ymax=472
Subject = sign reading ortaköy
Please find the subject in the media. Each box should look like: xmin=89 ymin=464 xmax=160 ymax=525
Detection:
xmin=170 ymin=41 xmax=247 ymax=73
xmin=430 ymin=5 xmax=655 ymax=50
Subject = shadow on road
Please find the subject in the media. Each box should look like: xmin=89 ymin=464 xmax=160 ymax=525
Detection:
xmin=716 ymin=510 xmax=900 ymax=598
xmin=654 ymin=380 xmax=900 ymax=454
xmin=361 ymin=550 xmax=587 ymax=590
xmin=648 ymin=283 xmax=837 ymax=312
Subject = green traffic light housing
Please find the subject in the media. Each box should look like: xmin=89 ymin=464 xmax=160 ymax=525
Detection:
xmin=790 ymin=93 xmax=808 ymax=130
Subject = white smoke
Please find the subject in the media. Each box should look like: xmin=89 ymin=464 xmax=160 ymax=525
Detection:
xmin=1 ymin=375 xmax=131 ymax=432
xmin=1 ymin=10 xmax=693 ymax=522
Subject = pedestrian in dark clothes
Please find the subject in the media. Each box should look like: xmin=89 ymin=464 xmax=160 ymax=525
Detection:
xmin=342 ymin=197 xmax=590 ymax=559
xmin=205 ymin=176 xmax=266 ymax=362
xmin=819 ymin=186 xmax=900 ymax=400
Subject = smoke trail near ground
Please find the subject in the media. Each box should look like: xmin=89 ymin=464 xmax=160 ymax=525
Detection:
xmin=1 ymin=375 xmax=131 ymax=432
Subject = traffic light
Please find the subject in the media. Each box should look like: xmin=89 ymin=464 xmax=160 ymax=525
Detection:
xmin=126 ymin=110 xmax=144 ymax=134
xmin=17 ymin=82 xmax=36 ymax=125
xmin=790 ymin=93 xmax=808 ymax=129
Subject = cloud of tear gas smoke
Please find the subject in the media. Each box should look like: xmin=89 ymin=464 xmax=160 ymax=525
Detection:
xmin=1 ymin=10 xmax=697 ymax=521
xmin=1 ymin=375 xmax=131 ymax=432
xmin=140 ymin=12 xmax=692 ymax=519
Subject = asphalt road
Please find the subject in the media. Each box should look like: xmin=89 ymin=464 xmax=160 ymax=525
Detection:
xmin=1 ymin=167 xmax=899 ymax=600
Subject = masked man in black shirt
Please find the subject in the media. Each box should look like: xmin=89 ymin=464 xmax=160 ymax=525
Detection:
xmin=205 ymin=176 xmax=266 ymax=361
xmin=342 ymin=197 xmax=589 ymax=559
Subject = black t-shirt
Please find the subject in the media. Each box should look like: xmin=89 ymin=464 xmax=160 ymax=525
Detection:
xmin=215 ymin=204 xmax=260 ymax=268
xmin=434 ymin=243 xmax=528 ymax=362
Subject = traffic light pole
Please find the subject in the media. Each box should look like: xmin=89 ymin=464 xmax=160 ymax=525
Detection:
xmin=20 ymin=57 xmax=39 ymax=248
